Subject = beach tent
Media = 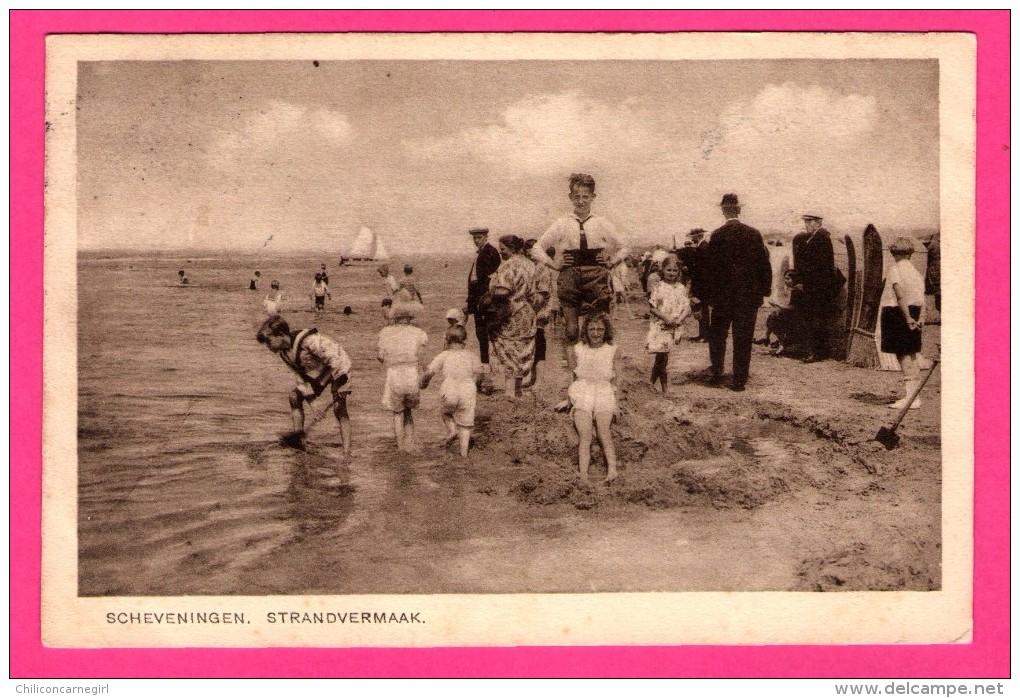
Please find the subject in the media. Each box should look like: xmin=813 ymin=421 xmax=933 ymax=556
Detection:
xmin=344 ymin=226 xmax=391 ymax=262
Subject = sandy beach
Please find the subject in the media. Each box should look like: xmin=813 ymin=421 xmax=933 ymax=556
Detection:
xmin=77 ymin=253 xmax=941 ymax=596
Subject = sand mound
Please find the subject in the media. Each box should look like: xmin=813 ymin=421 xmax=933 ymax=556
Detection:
xmin=474 ymin=380 xmax=871 ymax=512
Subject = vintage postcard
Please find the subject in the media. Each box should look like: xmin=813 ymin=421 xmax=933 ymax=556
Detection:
xmin=43 ymin=31 xmax=975 ymax=648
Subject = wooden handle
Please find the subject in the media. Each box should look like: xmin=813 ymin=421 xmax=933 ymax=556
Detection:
xmin=888 ymin=359 xmax=940 ymax=430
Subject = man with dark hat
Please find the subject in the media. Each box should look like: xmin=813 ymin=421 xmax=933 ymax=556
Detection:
xmin=464 ymin=227 xmax=502 ymax=371
xmin=676 ymin=227 xmax=711 ymax=341
xmin=703 ymin=194 xmax=772 ymax=391
xmin=791 ymin=214 xmax=838 ymax=363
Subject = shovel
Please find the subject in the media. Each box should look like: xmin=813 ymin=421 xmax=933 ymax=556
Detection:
xmin=875 ymin=358 xmax=940 ymax=450
xmin=280 ymin=385 xmax=342 ymax=449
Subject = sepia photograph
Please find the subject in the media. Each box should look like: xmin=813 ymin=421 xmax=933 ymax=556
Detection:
xmin=39 ymin=30 xmax=977 ymax=649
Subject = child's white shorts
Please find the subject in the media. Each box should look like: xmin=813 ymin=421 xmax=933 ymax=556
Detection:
xmin=439 ymin=380 xmax=477 ymax=428
xmin=382 ymin=365 xmax=420 ymax=412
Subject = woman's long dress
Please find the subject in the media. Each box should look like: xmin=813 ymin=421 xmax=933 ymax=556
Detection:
xmin=490 ymin=254 xmax=537 ymax=379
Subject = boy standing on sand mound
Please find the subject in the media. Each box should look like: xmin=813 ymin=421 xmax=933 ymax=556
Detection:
xmin=256 ymin=315 xmax=353 ymax=454
xmin=530 ymin=173 xmax=628 ymax=372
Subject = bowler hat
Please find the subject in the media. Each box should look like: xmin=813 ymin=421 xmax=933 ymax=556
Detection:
xmin=801 ymin=214 xmax=823 ymax=222
xmin=468 ymin=227 xmax=489 ymax=236
xmin=688 ymin=228 xmax=706 ymax=237
xmin=720 ymin=194 xmax=740 ymax=207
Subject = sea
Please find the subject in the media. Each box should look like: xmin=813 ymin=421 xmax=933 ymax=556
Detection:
xmin=77 ymin=252 xmax=470 ymax=596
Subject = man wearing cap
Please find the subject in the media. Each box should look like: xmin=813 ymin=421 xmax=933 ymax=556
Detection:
xmin=677 ymin=228 xmax=711 ymax=341
xmin=464 ymin=227 xmax=502 ymax=369
xmin=792 ymin=214 xmax=838 ymax=363
xmin=530 ymin=173 xmax=628 ymax=355
xmin=703 ymin=194 xmax=772 ymax=391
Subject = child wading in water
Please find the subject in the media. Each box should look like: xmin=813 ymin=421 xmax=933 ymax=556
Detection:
xmin=263 ymin=280 xmax=284 ymax=315
xmin=420 ymin=325 xmax=483 ymax=457
xmin=311 ymin=273 xmax=330 ymax=312
xmin=377 ymin=302 xmax=428 ymax=451
xmin=881 ymin=237 xmax=927 ymax=410
xmin=646 ymin=254 xmax=691 ymax=394
xmin=559 ymin=313 xmax=620 ymax=483
xmin=256 ymin=315 xmax=353 ymax=454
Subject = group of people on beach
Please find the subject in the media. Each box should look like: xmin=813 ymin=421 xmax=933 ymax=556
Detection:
xmin=255 ymin=172 xmax=934 ymax=480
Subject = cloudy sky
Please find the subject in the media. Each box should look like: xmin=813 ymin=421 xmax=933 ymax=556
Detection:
xmin=77 ymin=59 xmax=939 ymax=253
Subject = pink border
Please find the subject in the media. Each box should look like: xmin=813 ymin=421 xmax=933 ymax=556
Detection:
xmin=11 ymin=10 xmax=1008 ymax=678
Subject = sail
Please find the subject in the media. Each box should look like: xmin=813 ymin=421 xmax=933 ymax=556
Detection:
xmin=345 ymin=226 xmax=391 ymax=261
xmin=347 ymin=227 xmax=376 ymax=259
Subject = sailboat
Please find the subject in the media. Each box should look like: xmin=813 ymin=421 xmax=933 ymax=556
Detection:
xmin=341 ymin=226 xmax=391 ymax=265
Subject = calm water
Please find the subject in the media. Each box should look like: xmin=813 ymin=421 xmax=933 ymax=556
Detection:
xmin=77 ymin=253 xmax=469 ymax=595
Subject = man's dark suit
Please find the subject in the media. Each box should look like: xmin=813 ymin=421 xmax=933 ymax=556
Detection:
xmin=466 ymin=242 xmax=502 ymax=364
xmin=704 ymin=218 xmax=773 ymax=387
xmin=792 ymin=228 xmax=836 ymax=359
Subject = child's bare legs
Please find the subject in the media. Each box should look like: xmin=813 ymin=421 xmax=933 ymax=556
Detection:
xmin=650 ymin=353 xmax=668 ymax=393
xmin=562 ymin=305 xmax=580 ymax=372
xmin=288 ymin=389 xmax=307 ymax=433
xmin=594 ymin=411 xmax=618 ymax=482
xmin=401 ymin=407 xmax=416 ymax=451
xmin=891 ymin=352 xmax=922 ymax=409
xmin=457 ymin=426 xmax=471 ymax=458
xmin=333 ymin=396 xmax=351 ymax=456
xmin=392 ymin=412 xmax=405 ymax=450
xmin=572 ymin=409 xmax=594 ymax=480
xmin=441 ymin=413 xmax=458 ymax=445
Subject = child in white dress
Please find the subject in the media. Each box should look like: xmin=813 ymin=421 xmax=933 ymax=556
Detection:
xmin=646 ymin=254 xmax=691 ymax=394
xmin=420 ymin=325 xmax=483 ymax=457
xmin=565 ymin=313 xmax=620 ymax=483
xmin=378 ymin=303 xmax=428 ymax=451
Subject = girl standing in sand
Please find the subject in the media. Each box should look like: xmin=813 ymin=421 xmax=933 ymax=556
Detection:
xmin=646 ymin=254 xmax=691 ymax=394
xmin=563 ymin=313 xmax=620 ymax=483
xmin=880 ymin=237 xmax=926 ymax=410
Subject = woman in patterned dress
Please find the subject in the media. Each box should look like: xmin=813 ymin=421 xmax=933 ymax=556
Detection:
xmin=489 ymin=235 xmax=538 ymax=397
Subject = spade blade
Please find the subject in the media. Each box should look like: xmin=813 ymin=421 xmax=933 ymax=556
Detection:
xmin=875 ymin=425 xmax=901 ymax=450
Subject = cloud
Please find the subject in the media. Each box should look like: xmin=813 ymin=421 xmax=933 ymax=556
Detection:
xmin=716 ymin=82 xmax=876 ymax=151
xmin=690 ymin=83 xmax=889 ymax=225
xmin=406 ymin=91 xmax=667 ymax=174
xmin=214 ymin=99 xmax=352 ymax=160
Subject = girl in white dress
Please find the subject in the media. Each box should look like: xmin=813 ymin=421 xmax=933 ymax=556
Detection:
xmin=646 ymin=255 xmax=691 ymax=394
xmin=565 ymin=313 xmax=620 ymax=483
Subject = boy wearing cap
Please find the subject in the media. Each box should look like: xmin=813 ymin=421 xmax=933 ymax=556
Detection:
xmin=378 ymin=303 xmax=429 ymax=451
xmin=792 ymin=214 xmax=838 ymax=363
xmin=256 ymin=315 xmax=353 ymax=453
xmin=703 ymin=194 xmax=772 ymax=391
xmin=881 ymin=237 xmax=926 ymax=410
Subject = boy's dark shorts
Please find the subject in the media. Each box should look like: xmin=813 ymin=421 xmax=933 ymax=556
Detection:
xmin=880 ymin=306 xmax=922 ymax=355
xmin=557 ymin=265 xmax=612 ymax=314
